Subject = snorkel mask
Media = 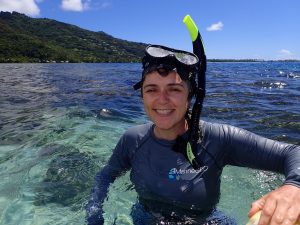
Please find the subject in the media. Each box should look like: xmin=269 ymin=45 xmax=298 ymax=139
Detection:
xmin=133 ymin=45 xmax=199 ymax=90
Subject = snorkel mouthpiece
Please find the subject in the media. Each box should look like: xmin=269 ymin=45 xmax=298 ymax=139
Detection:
xmin=186 ymin=142 xmax=200 ymax=169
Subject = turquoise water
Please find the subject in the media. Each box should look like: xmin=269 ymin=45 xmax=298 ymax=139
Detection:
xmin=0 ymin=63 xmax=299 ymax=224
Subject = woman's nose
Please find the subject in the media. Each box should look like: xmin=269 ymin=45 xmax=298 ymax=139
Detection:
xmin=157 ymin=90 xmax=169 ymax=104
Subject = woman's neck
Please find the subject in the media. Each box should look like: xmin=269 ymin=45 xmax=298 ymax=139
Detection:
xmin=153 ymin=119 xmax=188 ymax=141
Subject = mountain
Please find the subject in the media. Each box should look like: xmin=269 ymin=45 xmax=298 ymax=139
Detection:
xmin=0 ymin=11 xmax=147 ymax=63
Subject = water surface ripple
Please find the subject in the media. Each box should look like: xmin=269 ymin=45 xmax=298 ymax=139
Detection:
xmin=0 ymin=62 xmax=299 ymax=224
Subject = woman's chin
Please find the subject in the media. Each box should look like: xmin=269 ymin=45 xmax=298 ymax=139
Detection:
xmin=155 ymin=124 xmax=173 ymax=131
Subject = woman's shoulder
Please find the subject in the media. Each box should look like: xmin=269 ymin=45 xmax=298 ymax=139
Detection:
xmin=200 ymin=120 xmax=227 ymax=131
xmin=200 ymin=120 xmax=259 ymax=141
xmin=200 ymin=120 xmax=243 ymax=136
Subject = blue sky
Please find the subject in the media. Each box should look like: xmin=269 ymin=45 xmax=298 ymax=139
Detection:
xmin=1 ymin=0 xmax=299 ymax=60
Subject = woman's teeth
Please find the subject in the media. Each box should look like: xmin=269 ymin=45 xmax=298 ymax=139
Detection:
xmin=155 ymin=109 xmax=173 ymax=115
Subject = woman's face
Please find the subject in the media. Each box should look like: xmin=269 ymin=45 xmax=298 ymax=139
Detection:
xmin=142 ymin=70 xmax=189 ymax=135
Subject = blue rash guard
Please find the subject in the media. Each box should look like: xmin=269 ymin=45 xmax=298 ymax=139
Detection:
xmin=86 ymin=121 xmax=300 ymax=225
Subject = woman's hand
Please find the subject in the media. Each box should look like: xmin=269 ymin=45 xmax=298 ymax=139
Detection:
xmin=248 ymin=184 xmax=300 ymax=225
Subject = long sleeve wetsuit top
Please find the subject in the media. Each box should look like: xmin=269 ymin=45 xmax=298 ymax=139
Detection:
xmin=86 ymin=121 xmax=300 ymax=224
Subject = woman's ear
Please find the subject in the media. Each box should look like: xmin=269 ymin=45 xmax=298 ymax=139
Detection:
xmin=140 ymin=88 xmax=143 ymax=98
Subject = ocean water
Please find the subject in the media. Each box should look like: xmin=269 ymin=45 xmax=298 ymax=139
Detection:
xmin=0 ymin=62 xmax=299 ymax=225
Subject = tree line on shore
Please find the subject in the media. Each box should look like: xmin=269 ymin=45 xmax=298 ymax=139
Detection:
xmin=0 ymin=11 xmax=299 ymax=63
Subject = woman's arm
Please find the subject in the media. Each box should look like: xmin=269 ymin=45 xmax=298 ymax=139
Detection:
xmin=86 ymin=134 xmax=132 ymax=225
xmin=221 ymin=124 xmax=300 ymax=186
xmin=221 ymin=124 xmax=300 ymax=225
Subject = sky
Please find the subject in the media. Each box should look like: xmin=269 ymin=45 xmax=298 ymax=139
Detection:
xmin=0 ymin=0 xmax=300 ymax=60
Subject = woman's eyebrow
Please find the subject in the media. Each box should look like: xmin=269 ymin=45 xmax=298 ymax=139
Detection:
xmin=167 ymin=83 xmax=185 ymax=87
xmin=143 ymin=84 xmax=158 ymax=89
xmin=143 ymin=83 xmax=184 ymax=89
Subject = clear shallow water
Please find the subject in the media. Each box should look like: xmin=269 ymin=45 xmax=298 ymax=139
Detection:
xmin=0 ymin=62 xmax=299 ymax=225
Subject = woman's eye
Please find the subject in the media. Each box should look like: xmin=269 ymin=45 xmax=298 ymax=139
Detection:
xmin=145 ymin=89 xmax=156 ymax=93
xmin=170 ymin=88 xmax=181 ymax=92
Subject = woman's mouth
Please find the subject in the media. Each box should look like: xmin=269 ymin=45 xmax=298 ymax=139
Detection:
xmin=154 ymin=109 xmax=174 ymax=115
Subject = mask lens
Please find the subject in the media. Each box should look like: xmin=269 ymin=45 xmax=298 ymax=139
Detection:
xmin=146 ymin=45 xmax=198 ymax=66
xmin=146 ymin=46 xmax=172 ymax=57
xmin=174 ymin=52 xmax=198 ymax=65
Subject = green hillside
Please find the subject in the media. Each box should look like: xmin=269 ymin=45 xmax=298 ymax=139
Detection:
xmin=0 ymin=11 xmax=147 ymax=63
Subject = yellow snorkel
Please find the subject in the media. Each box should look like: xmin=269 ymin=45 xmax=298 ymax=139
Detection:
xmin=183 ymin=14 xmax=206 ymax=93
xmin=183 ymin=15 xmax=200 ymax=43
xmin=182 ymin=15 xmax=207 ymax=169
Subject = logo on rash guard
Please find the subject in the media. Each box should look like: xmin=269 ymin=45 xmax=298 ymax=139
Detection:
xmin=168 ymin=166 xmax=208 ymax=181
xmin=168 ymin=168 xmax=181 ymax=180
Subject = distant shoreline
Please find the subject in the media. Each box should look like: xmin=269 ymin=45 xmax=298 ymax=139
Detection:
xmin=1 ymin=59 xmax=299 ymax=63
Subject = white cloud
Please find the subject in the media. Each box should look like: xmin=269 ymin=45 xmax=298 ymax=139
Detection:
xmin=279 ymin=49 xmax=292 ymax=55
xmin=277 ymin=49 xmax=295 ymax=60
xmin=0 ymin=0 xmax=40 ymax=16
xmin=61 ymin=0 xmax=90 ymax=12
xmin=207 ymin=21 xmax=224 ymax=32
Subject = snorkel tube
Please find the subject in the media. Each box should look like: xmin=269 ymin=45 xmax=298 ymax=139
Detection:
xmin=183 ymin=15 xmax=206 ymax=96
xmin=183 ymin=15 xmax=207 ymax=169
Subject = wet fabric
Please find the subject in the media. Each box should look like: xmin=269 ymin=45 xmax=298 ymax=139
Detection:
xmin=131 ymin=202 xmax=237 ymax=225
xmin=86 ymin=121 xmax=300 ymax=225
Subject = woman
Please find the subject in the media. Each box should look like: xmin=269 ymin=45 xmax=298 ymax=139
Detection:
xmin=86 ymin=45 xmax=300 ymax=225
